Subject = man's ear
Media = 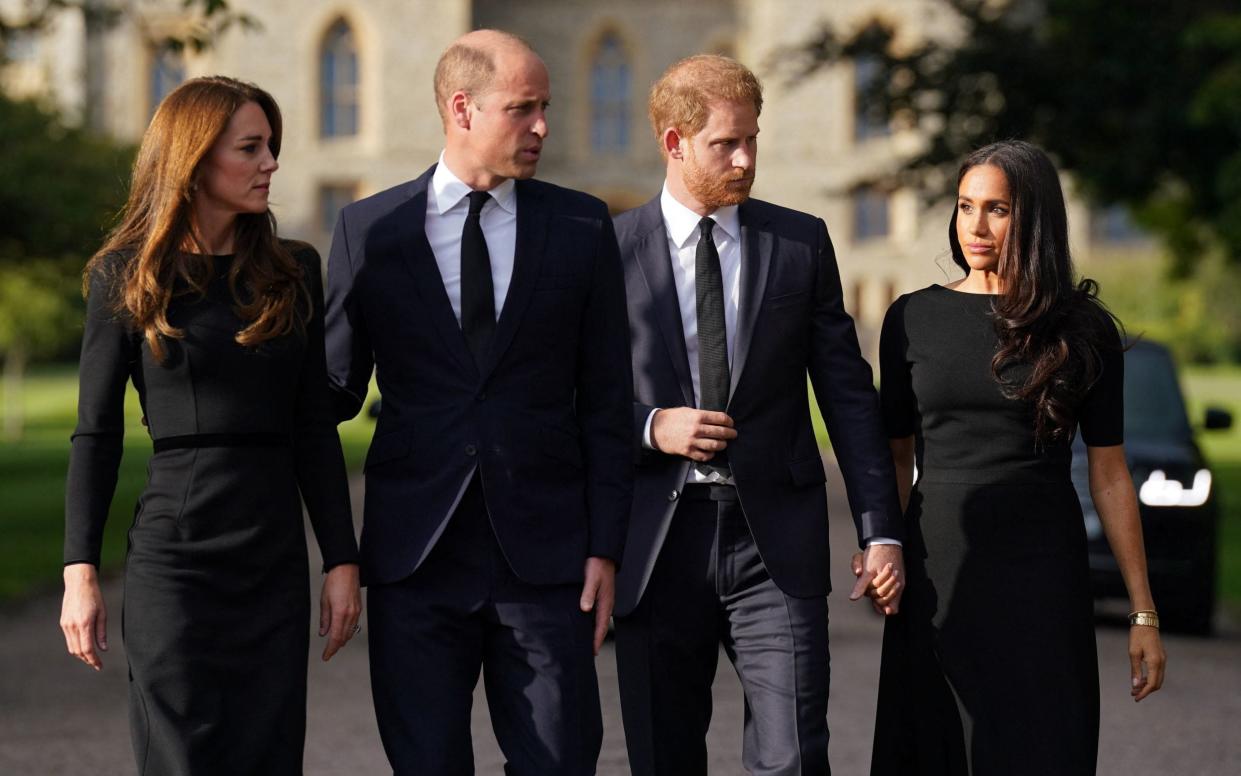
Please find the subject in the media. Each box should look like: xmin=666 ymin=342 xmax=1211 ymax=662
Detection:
xmin=450 ymin=91 xmax=471 ymax=130
xmin=662 ymin=127 xmax=685 ymax=160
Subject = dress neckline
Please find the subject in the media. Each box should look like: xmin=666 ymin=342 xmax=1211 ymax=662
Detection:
xmin=933 ymin=283 xmax=998 ymax=298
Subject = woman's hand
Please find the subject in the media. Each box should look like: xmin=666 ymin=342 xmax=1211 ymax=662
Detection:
xmin=319 ymin=563 xmax=362 ymax=662
xmin=61 ymin=563 xmax=107 ymax=670
xmin=1129 ymin=624 xmax=1166 ymax=701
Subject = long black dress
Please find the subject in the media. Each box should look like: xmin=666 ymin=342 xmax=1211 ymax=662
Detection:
xmin=64 ymin=246 xmax=359 ymax=775
xmin=872 ymin=284 xmax=1123 ymax=776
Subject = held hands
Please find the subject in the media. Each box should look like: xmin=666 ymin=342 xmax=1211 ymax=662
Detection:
xmin=1128 ymin=623 xmax=1166 ymax=702
xmin=319 ymin=563 xmax=362 ymax=662
xmin=580 ymin=556 xmax=616 ymax=656
xmin=850 ymin=544 xmax=905 ymax=615
xmin=61 ymin=563 xmax=107 ymax=670
xmin=651 ymin=408 xmax=737 ymax=462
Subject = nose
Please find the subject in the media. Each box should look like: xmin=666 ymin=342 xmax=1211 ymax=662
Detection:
xmin=968 ymin=212 xmax=988 ymax=236
xmin=261 ymin=147 xmax=279 ymax=173
xmin=734 ymin=139 xmax=756 ymax=172
xmin=532 ymin=110 xmax=548 ymax=140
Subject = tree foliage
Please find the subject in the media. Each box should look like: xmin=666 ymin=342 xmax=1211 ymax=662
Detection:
xmin=777 ymin=0 xmax=1241 ymax=273
xmin=0 ymin=0 xmax=258 ymax=56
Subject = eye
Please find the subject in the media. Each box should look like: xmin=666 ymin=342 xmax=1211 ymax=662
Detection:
xmin=240 ymin=143 xmax=258 ymax=153
xmin=991 ymin=205 xmax=1009 ymax=215
xmin=958 ymin=202 xmax=972 ymax=214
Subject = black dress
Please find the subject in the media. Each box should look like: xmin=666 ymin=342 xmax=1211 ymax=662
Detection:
xmin=871 ymin=285 xmax=1123 ymax=776
xmin=64 ymin=246 xmax=359 ymax=775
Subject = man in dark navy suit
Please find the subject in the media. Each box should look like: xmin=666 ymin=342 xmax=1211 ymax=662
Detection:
xmin=612 ymin=55 xmax=905 ymax=775
xmin=324 ymin=29 xmax=631 ymax=776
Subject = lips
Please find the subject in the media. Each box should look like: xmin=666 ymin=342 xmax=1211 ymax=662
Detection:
xmin=966 ymin=243 xmax=992 ymax=251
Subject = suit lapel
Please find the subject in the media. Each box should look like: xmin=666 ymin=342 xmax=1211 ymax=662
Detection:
xmin=480 ymin=178 xmax=548 ymax=378
xmin=632 ymin=200 xmax=695 ymax=407
xmin=729 ymin=201 xmax=773 ymax=402
xmin=398 ymin=166 xmax=478 ymax=377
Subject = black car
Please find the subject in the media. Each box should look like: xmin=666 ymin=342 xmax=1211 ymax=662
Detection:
xmin=1072 ymin=340 xmax=1233 ymax=634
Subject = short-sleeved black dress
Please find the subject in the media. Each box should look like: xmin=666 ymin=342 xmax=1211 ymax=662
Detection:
xmin=64 ymin=246 xmax=359 ymax=775
xmin=871 ymin=285 xmax=1123 ymax=776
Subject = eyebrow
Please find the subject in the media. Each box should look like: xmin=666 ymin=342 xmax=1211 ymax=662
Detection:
xmin=236 ymin=134 xmax=265 ymax=143
xmin=958 ymin=195 xmax=1009 ymax=204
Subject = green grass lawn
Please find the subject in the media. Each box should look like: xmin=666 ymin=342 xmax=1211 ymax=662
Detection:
xmin=3 ymin=364 xmax=1239 ymax=608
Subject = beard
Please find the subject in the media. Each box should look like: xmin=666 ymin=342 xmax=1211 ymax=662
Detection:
xmin=683 ymin=146 xmax=754 ymax=209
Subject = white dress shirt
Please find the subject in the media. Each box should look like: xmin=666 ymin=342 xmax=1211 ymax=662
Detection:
xmin=426 ymin=152 xmax=518 ymax=322
xmin=642 ymin=185 xmax=741 ymax=485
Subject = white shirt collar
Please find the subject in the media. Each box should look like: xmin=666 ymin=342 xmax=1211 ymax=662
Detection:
xmin=659 ymin=183 xmax=739 ymax=249
xmin=432 ymin=151 xmax=517 ymax=215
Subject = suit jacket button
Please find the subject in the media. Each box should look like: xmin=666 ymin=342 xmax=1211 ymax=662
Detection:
xmin=465 ymin=444 xmax=478 ymax=456
xmin=668 ymin=489 xmax=679 ymax=501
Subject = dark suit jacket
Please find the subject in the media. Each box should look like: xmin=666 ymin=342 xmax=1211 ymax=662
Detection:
xmin=614 ymin=195 xmax=902 ymax=615
xmin=325 ymin=164 xmax=633 ymax=587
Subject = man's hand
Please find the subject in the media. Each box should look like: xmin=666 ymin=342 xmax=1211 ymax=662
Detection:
xmin=61 ymin=563 xmax=107 ymax=670
xmin=580 ymin=557 xmax=616 ymax=655
xmin=849 ymin=544 xmax=905 ymax=615
xmin=319 ymin=563 xmax=362 ymax=662
xmin=651 ymin=407 xmax=737 ymax=461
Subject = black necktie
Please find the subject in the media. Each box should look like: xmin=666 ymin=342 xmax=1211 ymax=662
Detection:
xmin=695 ymin=217 xmax=730 ymax=474
xmin=460 ymin=190 xmax=495 ymax=365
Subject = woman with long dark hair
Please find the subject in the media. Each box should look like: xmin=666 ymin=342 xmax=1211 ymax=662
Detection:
xmin=59 ymin=76 xmax=361 ymax=774
xmin=865 ymin=140 xmax=1165 ymax=774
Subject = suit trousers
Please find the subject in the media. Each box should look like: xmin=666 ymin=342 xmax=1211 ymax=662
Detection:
xmin=615 ymin=485 xmax=831 ymax=776
xmin=367 ymin=476 xmax=603 ymax=776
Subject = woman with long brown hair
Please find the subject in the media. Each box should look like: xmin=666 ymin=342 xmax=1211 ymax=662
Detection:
xmin=864 ymin=140 xmax=1165 ymax=774
xmin=59 ymin=76 xmax=361 ymax=773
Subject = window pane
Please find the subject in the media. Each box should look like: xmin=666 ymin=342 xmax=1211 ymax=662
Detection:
xmin=150 ymin=46 xmax=185 ymax=117
xmin=320 ymin=183 xmax=358 ymax=232
xmin=853 ymin=188 xmax=890 ymax=242
xmin=321 ymin=20 xmax=359 ymax=138
xmin=591 ymin=34 xmax=630 ymax=154
xmin=854 ymin=55 xmax=889 ymax=142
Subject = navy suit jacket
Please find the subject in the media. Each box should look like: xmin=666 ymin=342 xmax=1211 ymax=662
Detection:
xmin=614 ymin=195 xmax=902 ymax=615
xmin=325 ymin=165 xmax=633 ymax=587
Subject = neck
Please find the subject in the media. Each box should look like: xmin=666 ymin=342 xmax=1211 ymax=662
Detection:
xmin=187 ymin=205 xmax=237 ymax=255
xmin=664 ymin=169 xmax=715 ymax=217
xmin=956 ymin=269 xmax=1004 ymax=294
xmin=442 ymin=146 xmax=507 ymax=191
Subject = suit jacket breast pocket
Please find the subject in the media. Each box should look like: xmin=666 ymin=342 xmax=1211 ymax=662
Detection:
xmin=763 ymin=288 xmax=812 ymax=313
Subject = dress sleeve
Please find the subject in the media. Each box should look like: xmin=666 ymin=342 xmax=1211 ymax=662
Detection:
xmin=879 ymin=295 xmax=917 ymax=439
xmin=64 ymin=256 xmax=137 ymax=567
xmin=291 ymin=246 xmax=360 ymax=571
xmin=1078 ymin=310 xmax=1124 ymax=447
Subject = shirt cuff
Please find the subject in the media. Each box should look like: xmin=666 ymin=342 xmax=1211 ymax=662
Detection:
xmin=642 ymin=408 xmax=660 ymax=450
xmin=865 ymin=536 xmax=902 ymax=547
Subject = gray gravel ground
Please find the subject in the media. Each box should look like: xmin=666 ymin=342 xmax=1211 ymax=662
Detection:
xmin=3 ymin=458 xmax=1239 ymax=774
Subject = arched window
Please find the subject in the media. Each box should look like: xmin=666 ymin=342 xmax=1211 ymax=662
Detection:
xmin=853 ymin=55 xmax=889 ymax=142
xmin=590 ymin=32 xmax=630 ymax=154
xmin=320 ymin=20 xmax=358 ymax=138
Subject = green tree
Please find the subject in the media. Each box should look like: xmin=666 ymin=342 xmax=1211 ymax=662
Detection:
xmin=0 ymin=95 xmax=132 ymax=439
xmin=777 ymin=0 xmax=1241 ymax=273
xmin=0 ymin=1 xmax=255 ymax=438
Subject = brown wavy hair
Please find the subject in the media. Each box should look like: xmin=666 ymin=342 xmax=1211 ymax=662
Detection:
xmin=84 ymin=75 xmax=306 ymax=362
xmin=949 ymin=140 xmax=1122 ymax=446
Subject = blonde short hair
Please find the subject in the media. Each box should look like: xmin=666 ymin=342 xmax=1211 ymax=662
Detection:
xmin=648 ymin=54 xmax=763 ymax=151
